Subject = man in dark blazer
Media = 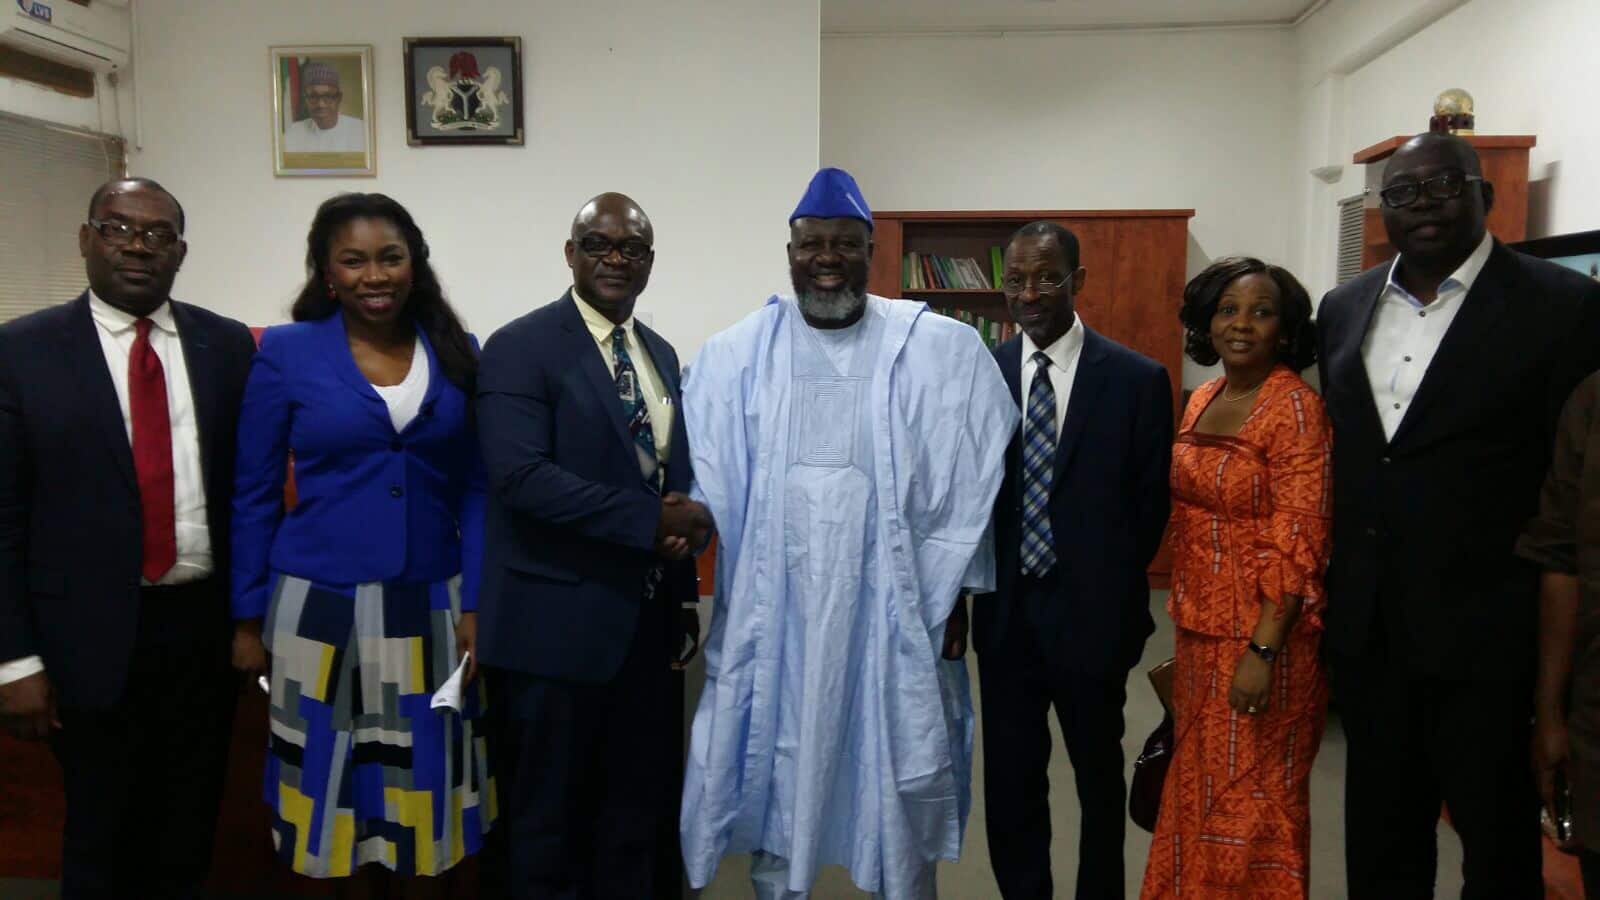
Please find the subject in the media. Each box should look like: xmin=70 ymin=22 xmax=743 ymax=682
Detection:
xmin=1317 ymin=132 xmax=1600 ymax=899
xmin=972 ymin=221 xmax=1173 ymax=899
xmin=476 ymin=192 xmax=710 ymax=899
xmin=0 ymin=178 xmax=256 ymax=898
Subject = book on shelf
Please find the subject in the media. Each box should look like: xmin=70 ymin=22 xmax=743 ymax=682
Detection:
xmin=926 ymin=304 xmax=1017 ymax=349
xmin=902 ymin=250 xmax=1004 ymax=291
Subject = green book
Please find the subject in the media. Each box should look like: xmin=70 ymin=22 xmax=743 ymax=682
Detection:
xmin=990 ymin=247 xmax=1004 ymax=289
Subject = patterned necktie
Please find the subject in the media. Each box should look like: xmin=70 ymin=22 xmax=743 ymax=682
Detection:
xmin=613 ymin=326 xmax=666 ymax=601
xmin=1020 ymin=351 xmax=1058 ymax=576
xmin=129 ymin=318 xmax=177 ymax=582
xmin=611 ymin=326 xmax=661 ymax=494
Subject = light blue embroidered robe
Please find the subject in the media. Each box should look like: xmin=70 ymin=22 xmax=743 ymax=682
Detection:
xmin=680 ymin=295 xmax=1018 ymax=896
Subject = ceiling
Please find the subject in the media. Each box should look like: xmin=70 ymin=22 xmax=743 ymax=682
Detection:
xmin=821 ymin=0 xmax=1324 ymax=35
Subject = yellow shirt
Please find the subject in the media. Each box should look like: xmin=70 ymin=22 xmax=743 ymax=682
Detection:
xmin=573 ymin=289 xmax=674 ymax=464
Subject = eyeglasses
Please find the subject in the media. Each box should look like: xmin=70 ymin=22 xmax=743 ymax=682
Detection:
xmin=578 ymin=234 xmax=652 ymax=262
xmin=303 ymin=90 xmax=342 ymax=105
xmin=1001 ymin=273 xmax=1071 ymax=296
xmin=1378 ymin=171 xmax=1484 ymax=209
xmin=86 ymin=218 xmax=181 ymax=251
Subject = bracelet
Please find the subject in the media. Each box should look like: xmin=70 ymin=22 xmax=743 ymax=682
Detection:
xmin=1247 ymin=641 xmax=1278 ymax=663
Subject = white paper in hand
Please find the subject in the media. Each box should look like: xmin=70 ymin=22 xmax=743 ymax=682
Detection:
xmin=431 ymin=652 xmax=469 ymax=713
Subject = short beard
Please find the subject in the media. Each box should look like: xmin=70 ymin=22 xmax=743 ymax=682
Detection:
xmin=795 ymin=283 xmax=866 ymax=325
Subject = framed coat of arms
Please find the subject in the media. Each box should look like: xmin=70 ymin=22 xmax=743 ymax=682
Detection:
xmin=402 ymin=37 xmax=524 ymax=146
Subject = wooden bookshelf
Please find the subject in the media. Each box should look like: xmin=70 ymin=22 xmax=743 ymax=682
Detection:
xmin=869 ymin=208 xmax=1195 ymax=584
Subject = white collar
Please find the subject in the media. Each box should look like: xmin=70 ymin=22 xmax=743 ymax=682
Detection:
xmin=88 ymin=289 xmax=175 ymax=334
xmin=1021 ymin=315 xmax=1085 ymax=372
xmin=572 ymin=286 xmax=634 ymax=341
xmin=1384 ymin=230 xmax=1494 ymax=304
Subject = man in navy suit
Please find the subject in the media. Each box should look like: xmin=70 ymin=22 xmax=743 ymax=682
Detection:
xmin=476 ymin=192 xmax=710 ymax=899
xmin=1318 ymin=133 xmax=1600 ymax=898
xmin=973 ymin=221 xmax=1173 ymax=899
xmin=0 ymin=178 xmax=256 ymax=898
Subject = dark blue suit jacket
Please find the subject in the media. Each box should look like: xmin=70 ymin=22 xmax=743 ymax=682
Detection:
xmin=475 ymin=292 xmax=696 ymax=685
xmin=0 ymin=293 xmax=256 ymax=708
xmin=1317 ymin=241 xmax=1600 ymax=678
xmin=230 ymin=314 xmax=485 ymax=619
xmin=975 ymin=326 xmax=1174 ymax=677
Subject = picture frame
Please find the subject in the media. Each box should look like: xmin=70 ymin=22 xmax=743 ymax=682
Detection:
xmin=402 ymin=36 xmax=525 ymax=146
xmin=269 ymin=45 xmax=377 ymax=177
xmin=1514 ymin=229 xmax=1600 ymax=282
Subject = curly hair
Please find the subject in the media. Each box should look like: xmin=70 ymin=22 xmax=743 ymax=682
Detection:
xmin=290 ymin=193 xmax=477 ymax=396
xmin=1179 ymin=256 xmax=1318 ymax=372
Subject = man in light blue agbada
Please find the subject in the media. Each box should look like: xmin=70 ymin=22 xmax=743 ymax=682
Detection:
xmin=679 ymin=168 xmax=1018 ymax=899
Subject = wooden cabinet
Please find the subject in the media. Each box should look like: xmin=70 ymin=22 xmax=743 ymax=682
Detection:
xmin=869 ymin=209 xmax=1195 ymax=583
xmin=1353 ymin=135 xmax=1535 ymax=271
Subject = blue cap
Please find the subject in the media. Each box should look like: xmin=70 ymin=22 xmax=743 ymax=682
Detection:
xmin=789 ymin=167 xmax=873 ymax=230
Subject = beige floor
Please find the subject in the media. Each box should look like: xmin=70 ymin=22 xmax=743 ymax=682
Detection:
xmin=688 ymin=592 xmax=1467 ymax=899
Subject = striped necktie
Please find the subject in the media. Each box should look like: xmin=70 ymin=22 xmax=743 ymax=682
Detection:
xmin=1020 ymin=351 xmax=1058 ymax=575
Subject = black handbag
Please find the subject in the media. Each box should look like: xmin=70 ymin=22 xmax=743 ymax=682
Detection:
xmin=1129 ymin=657 xmax=1176 ymax=833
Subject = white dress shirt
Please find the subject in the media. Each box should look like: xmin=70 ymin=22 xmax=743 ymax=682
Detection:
xmin=1362 ymin=231 xmax=1494 ymax=440
xmin=370 ymin=337 xmax=429 ymax=433
xmin=0 ymin=292 xmax=212 ymax=687
xmin=1020 ymin=316 xmax=1086 ymax=440
xmin=574 ymin=288 xmax=674 ymax=463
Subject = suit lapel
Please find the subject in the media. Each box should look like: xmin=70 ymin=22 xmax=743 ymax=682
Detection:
xmin=1329 ymin=274 xmax=1387 ymax=445
xmin=996 ymin=339 xmax=1024 ymax=507
xmin=1389 ymin=243 xmax=1515 ymax=448
xmin=169 ymin=301 xmax=220 ymax=489
xmin=63 ymin=293 xmax=137 ymax=492
xmin=1052 ymin=327 xmax=1106 ymax=489
xmin=317 ymin=313 xmax=394 ymax=430
xmin=562 ymin=292 xmax=635 ymax=456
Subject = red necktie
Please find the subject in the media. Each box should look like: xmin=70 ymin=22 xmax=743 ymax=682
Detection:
xmin=129 ymin=318 xmax=177 ymax=583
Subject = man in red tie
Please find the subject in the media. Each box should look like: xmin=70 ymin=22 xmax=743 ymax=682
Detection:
xmin=0 ymin=178 xmax=257 ymax=898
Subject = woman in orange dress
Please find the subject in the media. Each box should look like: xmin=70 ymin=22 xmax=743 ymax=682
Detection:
xmin=1141 ymin=257 xmax=1332 ymax=899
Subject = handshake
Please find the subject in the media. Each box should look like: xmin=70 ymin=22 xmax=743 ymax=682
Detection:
xmin=655 ymin=491 xmax=714 ymax=561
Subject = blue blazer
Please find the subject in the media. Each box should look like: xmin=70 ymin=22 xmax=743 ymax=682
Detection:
xmin=974 ymin=326 xmax=1174 ymax=677
xmin=475 ymin=292 xmax=697 ymax=684
xmin=231 ymin=314 xmax=485 ymax=619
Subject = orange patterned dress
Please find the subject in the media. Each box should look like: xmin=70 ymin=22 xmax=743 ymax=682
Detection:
xmin=1140 ymin=365 xmax=1332 ymax=899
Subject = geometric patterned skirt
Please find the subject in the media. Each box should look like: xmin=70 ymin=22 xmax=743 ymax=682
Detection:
xmin=1140 ymin=628 xmax=1328 ymax=899
xmin=261 ymin=572 xmax=496 ymax=878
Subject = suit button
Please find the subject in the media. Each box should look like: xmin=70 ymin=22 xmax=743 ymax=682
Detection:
xmin=1381 ymin=456 xmax=1391 ymax=464
xmin=390 ymin=486 xmax=403 ymax=498
xmin=390 ymin=439 xmax=403 ymax=452
xmin=1365 ymin=526 xmax=1378 ymax=537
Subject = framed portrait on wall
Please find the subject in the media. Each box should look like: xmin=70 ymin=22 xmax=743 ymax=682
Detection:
xmin=270 ymin=45 xmax=377 ymax=176
xmin=403 ymin=37 xmax=524 ymax=146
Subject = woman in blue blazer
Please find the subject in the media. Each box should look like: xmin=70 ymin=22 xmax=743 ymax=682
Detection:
xmin=230 ymin=193 xmax=492 ymax=896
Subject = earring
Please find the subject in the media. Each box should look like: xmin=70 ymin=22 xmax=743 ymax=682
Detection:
xmin=326 ymin=283 xmax=337 ymax=299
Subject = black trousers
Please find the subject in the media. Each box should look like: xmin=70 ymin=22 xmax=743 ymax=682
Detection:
xmin=1330 ymin=626 xmax=1542 ymax=900
xmin=977 ymin=570 xmax=1129 ymax=900
xmin=1582 ymin=847 xmax=1600 ymax=898
xmin=488 ymin=599 xmax=675 ymax=900
xmin=49 ymin=581 xmax=235 ymax=900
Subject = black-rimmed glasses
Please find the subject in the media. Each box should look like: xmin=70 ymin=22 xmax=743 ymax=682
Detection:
xmin=86 ymin=218 xmax=182 ymax=251
xmin=1379 ymin=171 xmax=1484 ymax=209
xmin=578 ymin=234 xmax=651 ymax=262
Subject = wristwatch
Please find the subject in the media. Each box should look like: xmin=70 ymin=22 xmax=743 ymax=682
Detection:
xmin=1247 ymin=641 xmax=1278 ymax=663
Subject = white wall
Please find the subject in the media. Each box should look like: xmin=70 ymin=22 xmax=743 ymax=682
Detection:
xmin=1289 ymin=0 xmax=1600 ymax=296
xmin=821 ymin=28 xmax=1297 ymax=386
xmin=108 ymin=0 xmax=819 ymax=360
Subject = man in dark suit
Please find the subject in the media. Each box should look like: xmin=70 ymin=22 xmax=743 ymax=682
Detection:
xmin=972 ymin=221 xmax=1173 ymax=899
xmin=1317 ymin=132 xmax=1600 ymax=899
xmin=0 ymin=177 xmax=256 ymax=898
xmin=476 ymin=192 xmax=710 ymax=899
